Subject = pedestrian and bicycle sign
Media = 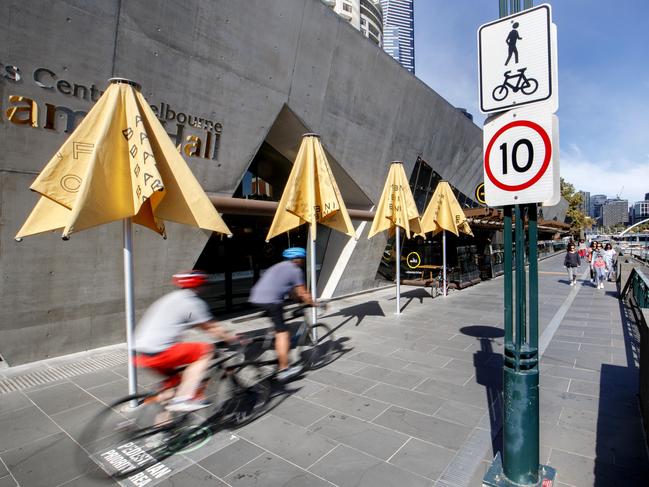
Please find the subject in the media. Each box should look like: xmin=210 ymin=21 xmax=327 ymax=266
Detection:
xmin=478 ymin=4 xmax=555 ymax=113
xmin=483 ymin=105 xmax=556 ymax=206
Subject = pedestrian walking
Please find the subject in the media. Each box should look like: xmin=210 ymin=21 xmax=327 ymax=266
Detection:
xmin=577 ymin=239 xmax=587 ymax=258
xmin=564 ymin=242 xmax=581 ymax=286
xmin=592 ymin=252 xmax=608 ymax=289
xmin=586 ymin=241 xmax=596 ymax=282
xmin=603 ymin=243 xmax=616 ymax=281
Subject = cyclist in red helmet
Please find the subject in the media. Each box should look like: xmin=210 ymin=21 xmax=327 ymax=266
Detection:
xmin=249 ymin=247 xmax=316 ymax=381
xmin=134 ymin=271 xmax=237 ymax=412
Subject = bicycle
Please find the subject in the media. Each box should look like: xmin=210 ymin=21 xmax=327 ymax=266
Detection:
xmin=79 ymin=341 xmax=271 ymax=480
xmin=492 ymin=67 xmax=539 ymax=101
xmin=243 ymin=303 xmax=341 ymax=377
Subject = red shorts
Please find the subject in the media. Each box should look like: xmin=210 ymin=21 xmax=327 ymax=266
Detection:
xmin=134 ymin=342 xmax=213 ymax=389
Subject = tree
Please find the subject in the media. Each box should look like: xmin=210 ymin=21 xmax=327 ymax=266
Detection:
xmin=560 ymin=178 xmax=588 ymax=238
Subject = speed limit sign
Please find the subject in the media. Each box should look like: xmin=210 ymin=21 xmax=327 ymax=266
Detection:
xmin=483 ymin=104 xmax=556 ymax=206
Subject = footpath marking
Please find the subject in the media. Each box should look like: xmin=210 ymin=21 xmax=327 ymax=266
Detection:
xmin=437 ymin=257 xmax=582 ymax=486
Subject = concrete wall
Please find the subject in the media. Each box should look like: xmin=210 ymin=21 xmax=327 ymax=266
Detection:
xmin=0 ymin=0 xmax=483 ymax=365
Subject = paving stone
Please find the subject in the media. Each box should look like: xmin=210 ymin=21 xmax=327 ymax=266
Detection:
xmin=373 ymin=406 xmax=471 ymax=451
xmin=433 ymin=399 xmax=485 ymax=428
xmin=309 ymin=444 xmax=432 ymax=487
xmin=238 ymin=414 xmax=337 ymax=468
xmin=389 ymin=437 xmax=456 ymax=480
xmin=151 ymin=464 xmax=229 ymax=487
xmin=309 ymin=385 xmax=389 ymax=421
xmin=225 ymin=452 xmax=331 ymax=487
xmin=269 ymin=395 xmax=331 ymax=427
xmin=539 ymin=375 xmax=570 ymax=392
xmin=354 ymin=364 xmax=427 ymax=389
xmin=309 ymin=412 xmax=408 ymax=460
xmin=0 ymin=391 xmax=32 ymax=415
xmin=389 ymin=350 xmax=451 ymax=368
xmin=557 ymin=406 xmax=598 ymax=432
xmin=363 ymin=382 xmax=444 ymax=416
xmin=346 ymin=351 xmax=410 ymax=371
xmin=289 ymin=377 xmax=327 ymax=399
xmin=0 ymin=476 xmax=16 ymax=487
xmin=308 ymin=368 xmax=377 ymax=394
xmin=0 ymin=405 xmax=60 ymax=453
xmin=85 ymin=377 xmax=130 ymax=404
xmin=50 ymin=399 xmax=122 ymax=444
xmin=25 ymin=381 xmax=96 ymax=415
xmin=323 ymin=358 xmax=367 ymax=374
xmin=68 ymin=369 xmax=124 ymax=389
xmin=414 ymin=378 xmax=486 ymax=407
xmin=1 ymin=432 xmax=93 ymax=487
xmin=198 ymin=438 xmax=264 ymax=479
xmin=543 ymin=365 xmax=600 ymax=382
xmin=568 ymin=378 xmax=599 ymax=397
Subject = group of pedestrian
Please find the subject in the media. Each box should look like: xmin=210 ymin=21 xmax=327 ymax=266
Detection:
xmin=564 ymin=239 xmax=616 ymax=289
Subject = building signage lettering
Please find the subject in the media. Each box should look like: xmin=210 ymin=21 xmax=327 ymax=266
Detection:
xmin=0 ymin=62 xmax=223 ymax=162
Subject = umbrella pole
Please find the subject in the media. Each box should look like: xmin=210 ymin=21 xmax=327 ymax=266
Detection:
xmin=310 ymin=224 xmax=318 ymax=340
xmin=395 ymin=226 xmax=401 ymax=315
xmin=443 ymin=230 xmax=447 ymax=297
xmin=123 ymin=218 xmax=138 ymax=400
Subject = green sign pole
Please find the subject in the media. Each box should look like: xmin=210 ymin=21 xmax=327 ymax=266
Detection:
xmin=483 ymin=2 xmax=556 ymax=486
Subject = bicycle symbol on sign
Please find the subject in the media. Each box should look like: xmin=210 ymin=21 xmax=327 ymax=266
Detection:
xmin=491 ymin=68 xmax=539 ymax=101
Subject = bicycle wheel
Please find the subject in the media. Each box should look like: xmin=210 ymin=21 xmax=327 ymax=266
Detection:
xmin=79 ymin=393 xmax=186 ymax=480
xmin=521 ymin=78 xmax=538 ymax=95
xmin=492 ymin=84 xmax=508 ymax=101
xmin=218 ymin=374 xmax=272 ymax=428
xmin=301 ymin=323 xmax=340 ymax=371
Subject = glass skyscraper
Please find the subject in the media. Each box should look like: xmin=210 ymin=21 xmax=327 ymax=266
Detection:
xmin=380 ymin=0 xmax=415 ymax=73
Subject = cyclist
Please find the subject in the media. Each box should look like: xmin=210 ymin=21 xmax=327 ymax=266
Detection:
xmin=134 ymin=271 xmax=238 ymax=412
xmin=249 ymin=247 xmax=316 ymax=381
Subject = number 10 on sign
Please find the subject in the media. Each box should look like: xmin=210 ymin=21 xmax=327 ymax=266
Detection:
xmin=483 ymin=106 xmax=556 ymax=206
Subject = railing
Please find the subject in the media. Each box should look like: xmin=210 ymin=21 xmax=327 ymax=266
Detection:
xmin=622 ymin=267 xmax=649 ymax=448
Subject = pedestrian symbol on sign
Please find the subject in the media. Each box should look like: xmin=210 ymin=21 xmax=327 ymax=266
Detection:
xmin=505 ymin=22 xmax=522 ymax=65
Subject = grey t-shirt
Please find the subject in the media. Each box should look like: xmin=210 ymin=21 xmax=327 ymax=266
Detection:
xmin=135 ymin=289 xmax=213 ymax=353
xmin=249 ymin=261 xmax=305 ymax=304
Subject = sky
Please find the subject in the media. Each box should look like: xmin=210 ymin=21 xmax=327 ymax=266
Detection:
xmin=414 ymin=0 xmax=649 ymax=206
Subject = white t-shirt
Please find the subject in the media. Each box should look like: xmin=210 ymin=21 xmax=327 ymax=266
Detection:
xmin=134 ymin=289 xmax=213 ymax=353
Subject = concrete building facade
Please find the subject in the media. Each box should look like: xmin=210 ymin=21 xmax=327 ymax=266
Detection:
xmin=0 ymin=0 xmax=482 ymax=365
xmin=602 ymin=199 xmax=629 ymax=227
xmin=632 ymin=201 xmax=649 ymax=224
xmin=578 ymin=190 xmax=590 ymax=217
xmin=590 ymin=194 xmax=607 ymax=223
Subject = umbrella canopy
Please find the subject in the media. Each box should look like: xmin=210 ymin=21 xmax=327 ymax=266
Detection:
xmin=368 ymin=161 xmax=421 ymax=239
xmin=266 ymin=134 xmax=354 ymax=241
xmin=16 ymin=80 xmax=231 ymax=240
xmin=14 ymin=78 xmax=231 ymax=398
xmin=419 ymin=181 xmax=473 ymax=237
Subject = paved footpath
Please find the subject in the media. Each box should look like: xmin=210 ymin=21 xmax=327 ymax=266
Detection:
xmin=1 ymin=253 xmax=647 ymax=486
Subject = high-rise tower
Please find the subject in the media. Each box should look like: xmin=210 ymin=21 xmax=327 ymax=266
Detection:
xmin=380 ymin=0 xmax=415 ymax=73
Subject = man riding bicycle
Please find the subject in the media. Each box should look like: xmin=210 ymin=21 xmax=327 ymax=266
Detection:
xmin=134 ymin=271 xmax=238 ymax=412
xmin=249 ymin=247 xmax=316 ymax=381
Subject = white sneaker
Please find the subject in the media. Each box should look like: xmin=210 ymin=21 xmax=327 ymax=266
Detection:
xmin=569 ymin=281 xmax=574 ymax=286
xmin=276 ymin=366 xmax=302 ymax=382
xmin=166 ymin=398 xmax=211 ymax=412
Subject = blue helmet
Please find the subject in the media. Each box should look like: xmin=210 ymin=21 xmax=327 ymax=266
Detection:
xmin=282 ymin=247 xmax=306 ymax=260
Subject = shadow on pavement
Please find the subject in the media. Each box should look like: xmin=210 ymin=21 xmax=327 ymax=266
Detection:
xmin=460 ymin=325 xmax=505 ymax=458
xmin=386 ymin=288 xmax=434 ymax=313
xmin=592 ymin=295 xmax=649 ymax=485
xmin=322 ymin=300 xmax=385 ymax=327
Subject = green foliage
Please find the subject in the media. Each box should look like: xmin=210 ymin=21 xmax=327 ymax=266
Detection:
xmin=560 ymin=178 xmax=588 ymax=236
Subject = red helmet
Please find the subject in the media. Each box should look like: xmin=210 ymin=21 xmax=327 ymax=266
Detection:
xmin=172 ymin=271 xmax=209 ymax=289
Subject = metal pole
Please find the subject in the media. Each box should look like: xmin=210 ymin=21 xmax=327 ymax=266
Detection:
xmin=123 ymin=218 xmax=138 ymax=401
xmin=395 ymin=226 xmax=401 ymax=314
xmin=504 ymin=206 xmax=513 ymax=346
xmin=443 ymin=230 xmax=447 ymax=296
xmin=310 ymin=224 xmax=318 ymax=339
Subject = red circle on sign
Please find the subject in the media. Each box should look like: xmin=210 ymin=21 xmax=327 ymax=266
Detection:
xmin=484 ymin=120 xmax=552 ymax=191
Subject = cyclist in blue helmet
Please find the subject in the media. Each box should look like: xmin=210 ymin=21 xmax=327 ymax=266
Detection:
xmin=249 ymin=247 xmax=315 ymax=381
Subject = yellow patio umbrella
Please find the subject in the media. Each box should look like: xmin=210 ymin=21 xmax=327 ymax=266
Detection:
xmin=267 ymin=133 xmax=355 ymax=326
xmin=15 ymin=78 xmax=231 ymax=395
xmin=419 ymin=181 xmax=473 ymax=296
xmin=368 ymin=161 xmax=421 ymax=314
